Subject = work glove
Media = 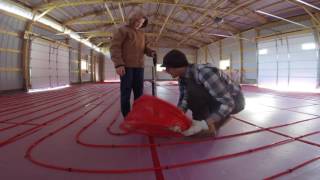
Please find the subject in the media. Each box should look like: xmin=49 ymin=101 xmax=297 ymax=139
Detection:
xmin=181 ymin=120 xmax=209 ymax=136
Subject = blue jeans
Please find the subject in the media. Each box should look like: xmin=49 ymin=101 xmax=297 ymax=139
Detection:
xmin=120 ymin=68 xmax=144 ymax=117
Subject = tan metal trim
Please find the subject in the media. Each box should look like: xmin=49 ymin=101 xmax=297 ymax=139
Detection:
xmin=0 ymin=67 xmax=22 ymax=72
xmin=0 ymin=48 xmax=20 ymax=53
xmin=0 ymin=29 xmax=19 ymax=37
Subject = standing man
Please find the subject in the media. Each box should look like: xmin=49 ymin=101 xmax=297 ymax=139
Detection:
xmin=110 ymin=11 xmax=156 ymax=117
xmin=162 ymin=49 xmax=245 ymax=137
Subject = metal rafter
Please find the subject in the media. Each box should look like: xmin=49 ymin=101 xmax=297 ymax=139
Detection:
xmin=62 ymin=4 xmax=132 ymax=25
xmin=228 ymin=0 xmax=268 ymax=24
xmin=287 ymin=0 xmax=320 ymax=26
xmin=35 ymin=0 xmax=203 ymax=11
xmin=104 ymin=3 xmax=117 ymax=25
xmin=35 ymin=0 xmax=245 ymax=17
xmin=177 ymin=0 xmax=261 ymax=45
xmin=118 ymin=3 xmax=125 ymax=22
xmin=181 ymin=5 xmax=240 ymax=33
xmin=66 ymin=19 xmax=122 ymax=25
xmin=155 ymin=0 xmax=180 ymax=42
xmin=152 ymin=23 xmax=209 ymax=45
xmin=191 ymin=0 xmax=228 ymax=27
xmin=182 ymin=7 xmax=217 ymax=43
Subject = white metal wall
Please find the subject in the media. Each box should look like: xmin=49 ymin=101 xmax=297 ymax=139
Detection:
xmin=29 ymin=38 xmax=69 ymax=89
xmin=242 ymin=30 xmax=258 ymax=83
xmin=197 ymin=42 xmax=220 ymax=66
xmin=69 ymin=40 xmax=80 ymax=83
xmin=207 ymin=42 xmax=220 ymax=67
xmin=81 ymin=47 xmax=92 ymax=82
xmin=104 ymin=47 xmax=197 ymax=81
xmin=222 ymin=37 xmax=241 ymax=70
xmin=0 ymin=12 xmax=25 ymax=91
xmin=258 ymin=32 xmax=319 ymax=89
xmin=104 ymin=55 xmax=119 ymax=81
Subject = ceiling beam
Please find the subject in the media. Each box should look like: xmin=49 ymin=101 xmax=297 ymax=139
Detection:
xmin=65 ymin=19 xmax=123 ymax=25
xmin=177 ymin=0 xmax=259 ymax=45
xmin=155 ymin=0 xmax=180 ymax=42
xmin=228 ymin=0 xmax=268 ymax=24
xmin=62 ymin=3 xmax=134 ymax=25
xmin=118 ymin=3 xmax=125 ymax=23
xmin=287 ymin=0 xmax=320 ymax=26
xmin=35 ymin=0 xmax=205 ymax=11
xmin=35 ymin=0 xmax=243 ymax=17
xmin=104 ymin=3 xmax=117 ymax=25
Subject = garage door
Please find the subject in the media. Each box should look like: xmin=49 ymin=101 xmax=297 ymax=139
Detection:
xmin=30 ymin=38 xmax=70 ymax=89
xmin=257 ymin=32 xmax=318 ymax=89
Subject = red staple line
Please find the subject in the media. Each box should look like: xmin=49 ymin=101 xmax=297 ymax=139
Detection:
xmin=26 ymin=93 xmax=124 ymax=171
xmin=0 ymin=86 xmax=89 ymax=108
xmin=0 ymin=88 xmax=119 ymax=147
xmin=265 ymin=157 xmax=320 ymax=180
xmin=233 ymin=117 xmax=320 ymax=179
xmin=0 ymin=87 xmax=99 ymax=114
xmin=77 ymin=115 xmax=319 ymax=148
xmin=0 ymin=87 xmax=117 ymax=133
xmin=0 ymin=121 xmax=41 ymax=126
xmin=22 ymin=85 xmax=320 ymax=176
xmin=0 ymin=87 xmax=113 ymax=124
xmin=0 ymin=84 xmax=112 ymax=109
xmin=0 ymin=86 xmax=79 ymax=103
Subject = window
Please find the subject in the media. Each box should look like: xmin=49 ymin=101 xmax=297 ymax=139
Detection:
xmin=219 ymin=59 xmax=230 ymax=70
xmin=301 ymin=43 xmax=316 ymax=50
xmin=258 ymin=49 xmax=268 ymax=55
xmin=81 ymin=60 xmax=87 ymax=70
xmin=156 ymin=64 xmax=166 ymax=72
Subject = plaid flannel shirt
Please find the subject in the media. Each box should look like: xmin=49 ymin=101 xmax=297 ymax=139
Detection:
xmin=178 ymin=64 xmax=241 ymax=122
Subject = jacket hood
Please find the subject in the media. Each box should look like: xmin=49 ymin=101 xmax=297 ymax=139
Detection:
xmin=128 ymin=11 xmax=148 ymax=28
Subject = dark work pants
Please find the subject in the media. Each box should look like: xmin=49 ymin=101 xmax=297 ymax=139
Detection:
xmin=120 ymin=68 xmax=144 ymax=117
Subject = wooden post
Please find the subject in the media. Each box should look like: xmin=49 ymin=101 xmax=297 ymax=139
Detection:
xmin=22 ymin=21 xmax=33 ymax=91
xmin=239 ymin=33 xmax=244 ymax=83
xmin=78 ymin=43 xmax=82 ymax=83
xmin=90 ymin=49 xmax=94 ymax=82
xmin=99 ymin=54 xmax=104 ymax=82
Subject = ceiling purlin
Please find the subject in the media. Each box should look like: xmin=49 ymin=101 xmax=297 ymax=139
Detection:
xmin=177 ymin=0 xmax=260 ymax=45
xmin=155 ymin=0 xmax=180 ymax=42
xmin=35 ymin=0 xmax=204 ymax=11
xmin=286 ymin=0 xmax=320 ymax=26
xmin=228 ymin=0 xmax=268 ymax=24
xmin=152 ymin=23 xmax=209 ymax=45
xmin=182 ymin=6 xmax=216 ymax=45
xmin=62 ymin=4 xmax=133 ymax=25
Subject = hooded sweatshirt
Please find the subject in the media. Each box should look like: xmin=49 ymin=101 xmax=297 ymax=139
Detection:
xmin=110 ymin=11 xmax=154 ymax=68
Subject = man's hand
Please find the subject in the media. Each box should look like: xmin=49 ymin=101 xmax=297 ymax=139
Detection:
xmin=194 ymin=121 xmax=217 ymax=137
xmin=116 ymin=66 xmax=125 ymax=77
xmin=178 ymin=107 xmax=186 ymax=113
xmin=181 ymin=120 xmax=209 ymax=136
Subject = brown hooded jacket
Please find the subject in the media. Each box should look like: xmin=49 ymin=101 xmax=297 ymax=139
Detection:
xmin=110 ymin=11 xmax=154 ymax=68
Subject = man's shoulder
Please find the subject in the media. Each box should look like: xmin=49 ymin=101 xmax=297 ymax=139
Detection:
xmin=117 ymin=25 xmax=130 ymax=31
xmin=117 ymin=25 xmax=144 ymax=34
xmin=194 ymin=64 xmax=219 ymax=73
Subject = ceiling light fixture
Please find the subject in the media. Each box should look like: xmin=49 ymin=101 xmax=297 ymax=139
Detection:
xmin=207 ymin=33 xmax=253 ymax=41
xmin=256 ymin=10 xmax=309 ymax=28
xmin=295 ymin=0 xmax=320 ymax=11
xmin=213 ymin=17 xmax=224 ymax=24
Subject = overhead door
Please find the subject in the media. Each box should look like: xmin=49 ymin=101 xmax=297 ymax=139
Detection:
xmin=257 ymin=32 xmax=318 ymax=89
xmin=30 ymin=38 xmax=69 ymax=89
